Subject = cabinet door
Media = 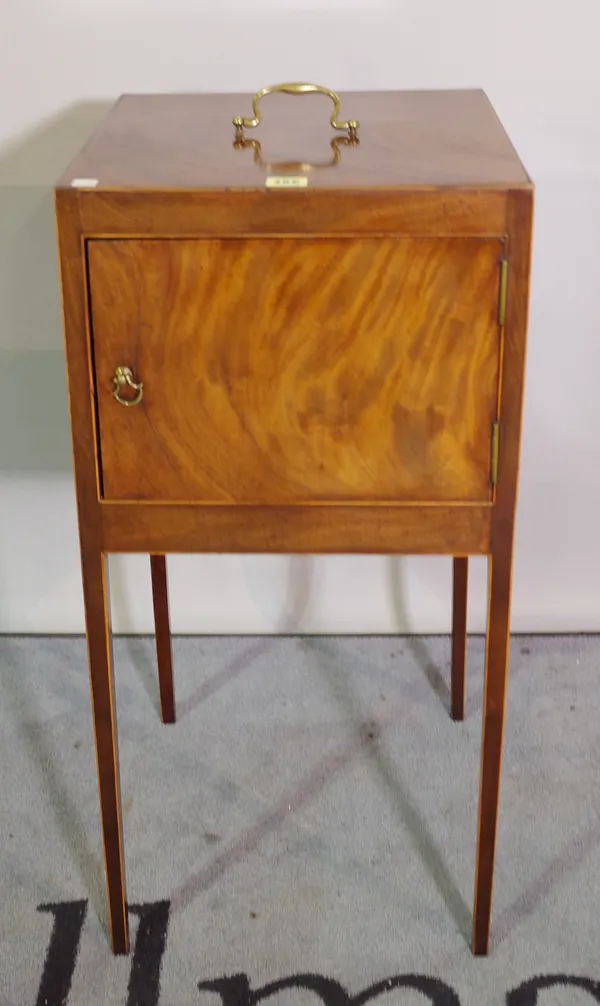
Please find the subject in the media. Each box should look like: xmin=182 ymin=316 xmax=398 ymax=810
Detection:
xmin=88 ymin=237 xmax=502 ymax=504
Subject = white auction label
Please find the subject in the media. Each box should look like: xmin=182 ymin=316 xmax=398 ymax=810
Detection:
xmin=265 ymin=175 xmax=308 ymax=189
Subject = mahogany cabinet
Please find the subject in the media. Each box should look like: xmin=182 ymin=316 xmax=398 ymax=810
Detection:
xmin=55 ymin=86 xmax=533 ymax=956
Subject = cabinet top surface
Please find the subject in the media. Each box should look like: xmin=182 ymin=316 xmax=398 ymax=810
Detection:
xmin=57 ymin=89 xmax=530 ymax=191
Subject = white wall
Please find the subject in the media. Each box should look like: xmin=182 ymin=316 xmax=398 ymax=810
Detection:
xmin=1 ymin=0 xmax=599 ymax=634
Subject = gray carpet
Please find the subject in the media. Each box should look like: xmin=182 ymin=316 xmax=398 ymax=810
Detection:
xmin=1 ymin=634 xmax=599 ymax=1005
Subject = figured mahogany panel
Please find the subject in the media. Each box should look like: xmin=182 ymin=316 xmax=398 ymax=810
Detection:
xmin=88 ymin=237 xmax=502 ymax=504
xmin=77 ymin=188 xmax=508 ymax=239
xmin=100 ymin=503 xmax=492 ymax=555
xmin=57 ymin=90 xmax=530 ymax=190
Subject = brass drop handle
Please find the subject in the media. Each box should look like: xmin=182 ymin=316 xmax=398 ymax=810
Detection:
xmin=233 ymin=83 xmax=359 ymax=141
xmin=112 ymin=366 xmax=144 ymax=407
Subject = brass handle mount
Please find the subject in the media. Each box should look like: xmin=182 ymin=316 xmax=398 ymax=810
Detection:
xmin=112 ymin=366 xmax=144 ymax=407
xmin=233 ymin=83 xmax=359 ymax=141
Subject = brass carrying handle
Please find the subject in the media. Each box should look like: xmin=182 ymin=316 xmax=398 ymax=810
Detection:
xmin=112 ymin=366 xmax=144 ymax=407
xmin=233 ymin=83 xmax=359 ymax=141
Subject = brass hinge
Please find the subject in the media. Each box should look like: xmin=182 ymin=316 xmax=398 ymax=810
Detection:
xmin=491 ymin=421 xmax=500 ymax=486
xmin=498 ymin=258 xmax=509 ymax=327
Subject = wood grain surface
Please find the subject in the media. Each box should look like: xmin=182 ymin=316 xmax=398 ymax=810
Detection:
xmin=89 ymin=237 xmax=503 ymax=505
xmin=100 ymin=502 xmax=492 ymax=555
xmin=55 ymin=189 xmax=129 ymax=954
xmin=57 ymin=90 xmax=530 ymax=190
xmin=452 ymin=556 xmax=469 ymax=721
xmin=473 ymin=188 xmax=534 ymax=955
xmin=150 ymin=554 xmax=175 ymax=724
xmin=77 ymin=188 xmax=509 ymax=239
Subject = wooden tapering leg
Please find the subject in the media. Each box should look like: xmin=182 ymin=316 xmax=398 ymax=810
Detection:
xmin=150 ymin=554 xmax=175 ymax=724
xmin=451 ymin=556 xmax=468 ymax=721
xmin=82 ymin=551 xmax=129 ymax=954
xmin=472 ymin=545 xmax=513 ymax=955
